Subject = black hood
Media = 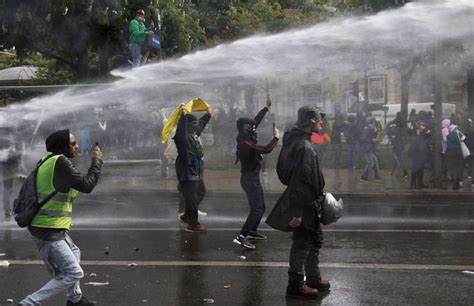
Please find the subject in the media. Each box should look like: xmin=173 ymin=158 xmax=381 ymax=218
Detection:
xmin=186 ymin=114 xmax=199 ymax=134
xmin=282 ymin=127 xmax=310 ymax=147
xmin=236 ymin=117 xmax=257 ymax=142
xmin=46 ymin=129 xmax=72 ymax=157
xmin=235 ymin=117 xmax=258 ymax=165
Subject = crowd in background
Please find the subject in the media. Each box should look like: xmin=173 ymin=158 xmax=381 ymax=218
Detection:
xmin=2 ymin=102 xmax=474 ymax=218
xmin=306 ymin=108 xmax=474 ymax=191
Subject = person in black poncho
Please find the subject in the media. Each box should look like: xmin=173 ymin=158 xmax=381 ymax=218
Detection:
xmin=266 ymin=105 xmax=331 ymax=299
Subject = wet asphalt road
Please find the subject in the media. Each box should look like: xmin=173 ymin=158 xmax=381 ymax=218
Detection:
xmin=0 ymin=192 xmax=473 ymax=306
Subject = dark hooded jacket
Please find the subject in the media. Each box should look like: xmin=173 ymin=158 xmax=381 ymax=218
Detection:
xmin=266 ymin=127 xmax=325 ymax=232
xmin=235 ymin=107 xmax=278 ymax=174
xmin=174 ymin=113 xmax=211 ymax=182
xmin=29 ymin=129 xmax=103 ymax=241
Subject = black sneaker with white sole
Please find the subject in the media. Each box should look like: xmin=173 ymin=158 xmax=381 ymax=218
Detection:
xmin=233 ymin=234 xmax=256 ymax=250
xmin=247 ymin=231 xmax=267 ymax=240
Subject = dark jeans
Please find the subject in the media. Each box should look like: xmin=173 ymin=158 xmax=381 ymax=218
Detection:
xmin=347 ymin=143 xmax=358 ymax=168
xmin=178 ymin=183 xmax=185 ymax=213
xmin=392 ymin=148 xmax=407 ymax=175
xmin=361 ymin=151 xmax=381 ymax=180
xmin=288 ymin=222 xmax=323 ymax=290
xmin=240 ymin=173 xmax=265 ymax=236
xmin=447 ymin=154 xmax=464 ymax=189
xmin=180 ymin=180 xmax=206 ymax=226
xmin=467 ymin=155 xmax=474 ymax=177
xmin=410 ymin=163 xmax=425 ymax=188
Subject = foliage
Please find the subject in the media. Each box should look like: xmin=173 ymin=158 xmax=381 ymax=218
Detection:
xmin=0 ymin=0 xmax=411 ymax=81
xmin=344 ymin=0 xmax=409 ymax=13
xmin=0 ymin=0 xmax=204 ymax=80
xmin=203 ymin=0 xmax=332 ymax=45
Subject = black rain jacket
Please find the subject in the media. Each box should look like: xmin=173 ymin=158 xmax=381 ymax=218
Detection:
xmin=266 ymin=128 xmax=325 ymax=232
xmin=173 ymin=113 xmax=211 ymax=182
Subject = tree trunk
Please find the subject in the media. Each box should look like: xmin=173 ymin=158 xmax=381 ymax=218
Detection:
xmin=467 ymin=67 xmax=474 ymax=117
xmin=432 ymin=77 xmax=443 ymax=188
xmin=98 ymin=47 xmax=110 ymax=77
xmin=400 ymin=76 xmax=410 ymax=122
xmin=76 ymin=52 xmax=89 ymax=80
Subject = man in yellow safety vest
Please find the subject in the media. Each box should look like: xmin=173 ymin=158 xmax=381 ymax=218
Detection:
xmin=19 ymin=129 xmax=103 ymax=306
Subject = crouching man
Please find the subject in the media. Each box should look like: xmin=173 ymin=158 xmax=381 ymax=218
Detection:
xmin=266 ymin=106 xmax=330 ymax=299
xmin=20 ymin=129 xmax=102 ymax=306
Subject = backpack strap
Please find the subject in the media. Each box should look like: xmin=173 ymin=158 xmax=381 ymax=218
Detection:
xmin=35 ymin=154 xmax=59 ymax=208
xmin=35 ymin=153 xmax=56 ymax=169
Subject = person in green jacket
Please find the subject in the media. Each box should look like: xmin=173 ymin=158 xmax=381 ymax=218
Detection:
xmin=129 ymin=9 xmax=153 ymax=67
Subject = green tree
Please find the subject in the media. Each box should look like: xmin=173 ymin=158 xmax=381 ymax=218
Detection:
xmin=0 ymin=0 xmax=205 ymax=80
xmin=156 ymin=0 xmax=205 ymax=56
xmin=344 ymin=0 xmax=409 ymax=13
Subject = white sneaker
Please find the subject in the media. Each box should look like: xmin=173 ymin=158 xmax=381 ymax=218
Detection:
xmin=198 ymin=210 xmax=207 ymax=216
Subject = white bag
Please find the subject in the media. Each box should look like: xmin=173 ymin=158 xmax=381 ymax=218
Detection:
xmin=457 ymin=130 xmax=470 ymax=159
xmin=460 ymin=141 xmax=470 ymax=159
xmin=163 ymin=141 xmax=178 ymax=163
xmin=320 ymin=192 xmax=343 ymax=225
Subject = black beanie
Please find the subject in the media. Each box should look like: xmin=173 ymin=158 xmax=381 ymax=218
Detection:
xmin=236 ymin=118 xmax=256 ymax=132
xmin=45 ymin=129 xmax=71 ymax=157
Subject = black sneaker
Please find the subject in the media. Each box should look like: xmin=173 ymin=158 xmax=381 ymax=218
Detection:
xmin=67 ymin=296 xmax=96 ymax=306
xmin=233 ymin=235 xmax=256 ymax=250
xmin=247 ymin=231 xmax=267 ymax=240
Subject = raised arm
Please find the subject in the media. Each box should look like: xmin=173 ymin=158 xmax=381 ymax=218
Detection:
xmin=197 ymin=107 xmax=212 ymax=136
xmin=254 ymin=94 xmax=272 ymax=128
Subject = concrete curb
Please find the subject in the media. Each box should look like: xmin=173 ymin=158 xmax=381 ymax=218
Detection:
xmin=93 ymin=189 xmax=474 ymax=201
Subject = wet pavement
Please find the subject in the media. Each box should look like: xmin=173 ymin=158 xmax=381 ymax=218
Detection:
xmin=1 ymin=191 xmax=473 ymax=305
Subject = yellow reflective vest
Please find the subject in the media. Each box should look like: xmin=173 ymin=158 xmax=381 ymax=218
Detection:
xmin=30 ymin=154 xmax=78 ymax=230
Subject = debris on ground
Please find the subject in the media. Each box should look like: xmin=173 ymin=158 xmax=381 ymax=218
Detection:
xmin=84 ymin=282 xmax=110 ymax=286
xmin=0 ymin=260 xmax=10 ymax=267
xmin=203 ymin=298 xmax=215 ymax=303
xmin=0 ymin=253 xmax=6 ymax=257
xmin=128 ymin=263 xmax=138 ymax=267
xmin=239 ymin=256 xmax=246 ymax=260
xmin=89 ymin=273 xmax=97 ymax=278
xmin=462 ymin=270 xmax=474 ymax=275
xmin=6 ymin=298 xmax=13 ymax=303
xmin=104 ymin=246 xmax=110 ymax=255
xmin=135 ymin=247 xmax=140 ymax=252
xmin=224 ymin=285 xmax=231 ymax=289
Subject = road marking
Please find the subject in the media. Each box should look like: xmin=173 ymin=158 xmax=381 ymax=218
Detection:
xmin=1 ymin=227 xmax=474 ymax=234
xmin=5 ymin=260 xmax=474 ymax=271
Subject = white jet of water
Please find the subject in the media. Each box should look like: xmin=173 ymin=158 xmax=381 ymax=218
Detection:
xmin=0 ymin=0 xmax=472 ymax=139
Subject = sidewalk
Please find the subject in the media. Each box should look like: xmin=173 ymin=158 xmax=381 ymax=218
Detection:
xmin=96 ymin=161 xmax=474 ymax=198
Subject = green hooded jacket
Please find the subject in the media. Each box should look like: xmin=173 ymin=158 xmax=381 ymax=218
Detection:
xmin=129 ymin=19 xmax=147 ymax=45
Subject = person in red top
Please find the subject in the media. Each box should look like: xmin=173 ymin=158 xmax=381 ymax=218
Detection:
xmin=311 ymin=131 xmax=331 ymax=145
xmin=311 ymin=129 xmax=331 ymax=167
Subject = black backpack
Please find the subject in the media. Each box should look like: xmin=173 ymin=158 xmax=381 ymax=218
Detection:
xmin=276 ymin=142 xmax=295 ymax=186
xmin=13 ymin=154 xmax=58 ymax=228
